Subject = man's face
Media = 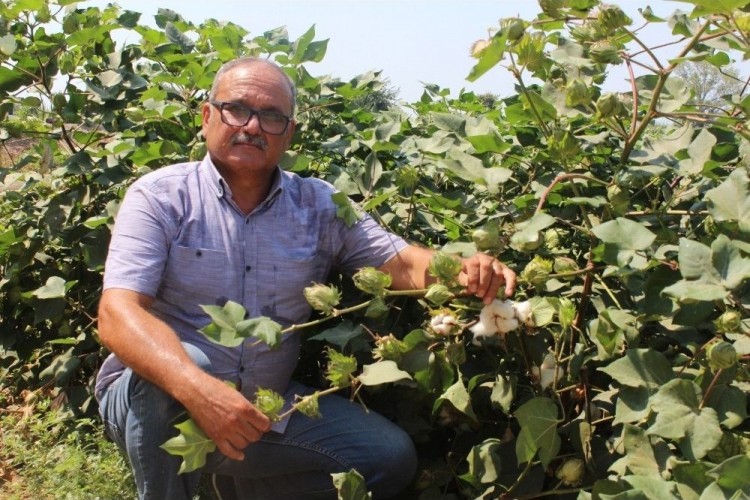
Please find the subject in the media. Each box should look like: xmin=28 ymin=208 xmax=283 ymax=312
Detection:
xmin=202 ymin=63 xmax=296 ymax=178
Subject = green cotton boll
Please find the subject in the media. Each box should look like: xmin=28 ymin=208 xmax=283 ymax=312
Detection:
xmin=597 ymin=5 xmax=632 ymax=34
xmin=544 ymin=228 xmax=566 ymax=250
xmin=520 ymin=255 xmax=554 ymax=289
xmin=325 ymin=349 xmax=358 ymax=388
xmin=374 ymin=334 xmax=409 ymax=362
xmin=607 ymin=184 xmax=630 ymax=216
xmin=472 ymin=223 xmax=501 ymax=252
xmin=553 ymin=256 xmax=579 ymax=279
xmin=715 ymin=310 xmax=742 ymax=333
xmin=595 ymin=92 xmax=625 ymax=119
xmin=539 ymin=0 xmax=565 ymax=17
xmin=565 ymin=79 xmax=590 ymax=107
xmin=303 ymin=283 xmax=341 ymax=315
xmin=500 ymin=17 xmax=526 ymax=42
xmin=429 ymin=252 xmax=463 ymax=284
xmin=254 ymin=388 xmax=285 ymax=422
xmin=556 ymin=458 xmax=585 ymax=486
xmin=707 ymin=341 xmax=738 ymax=370
xmin=352 ymin=266 xmax=392 ymax=297
xmin=589 ymin=41 xmax=622 ymax=65
xmin=548 ymin=130 xmax=581 ymax=160
xmin=425 ymin=284 xmax=453 ymax=306
xmin=294 ymin=393 xmax=321 ymax=419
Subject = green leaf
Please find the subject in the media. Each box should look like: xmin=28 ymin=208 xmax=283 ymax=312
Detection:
xmin=598 ymin=349 xmax=673 ymax=389
xmin=434 ymin=378 xmax=477 ymax=423
xmin=704 ymin=384 xmax=748 ymax=429
xmin=331 ymin=192 xmax=362 ymax=227
xmin=490 ymin=374 xmax=516 ymax=414
xmin=236 ymin=316 xmax=283 ymax=349
xmin=610 ymin=424 xmax=672 ymax=477
xmin=466 ymin=438 xmax=504 ymax=484
xmin=678 ymin=128 xmax=717 ymax=175
xmin=309 ymin=321 xmax=364 ymax=350
xmin=357 ymin=360 xmax=412 ymax=386
xmin=707 ymin=455 xmax=750 ymax=493
xmin=165 ymin=22 xmax=194 ymax=53
xmin=705 ymin=168 xmax=750 ymax=233
xmin=515 ymin=397 xmax=561 ymax=468
xmin=331 ymin=469 xmax=372 ymax=500
xmin=622 ymin=475 xmax=681 ymax=500
xmin=198 ymin=301 xmax=248 ymax=347
xmin=687 ymin=0 xmax=750 ymax=15
xmin=613 ymin=386 xmax=652 ymax=425
xmin=0 ymin=34 xmax=16 ymax=56
xmin=591 ymin=218 xmax=656 ymax=267
xmin=32 ymin=276 xmax=68 ymax=299
xmin=467 ymin=35 xmax=506 ymax=82
xmin=160 ymin=419 xmax=216 ymax=474
xmin=648 ymin=379 xmax=723 ymax=460
xmin=663 ymin=235 xmax=750 ymax=302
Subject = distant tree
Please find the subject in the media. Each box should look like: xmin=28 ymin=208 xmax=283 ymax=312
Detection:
xmin=351 ymin=78 xmax=400 ymax=111
xmin=477 ymin=92 xmax=500 ymax=108
xmin=674 ymin=61 xmax=747 ymax=111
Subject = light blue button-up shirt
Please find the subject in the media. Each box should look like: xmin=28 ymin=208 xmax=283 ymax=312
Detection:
xmin=95 ymin=155 xmax=407 ymax=430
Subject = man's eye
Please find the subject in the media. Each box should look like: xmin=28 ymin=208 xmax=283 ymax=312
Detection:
xmin=224 ymin=104 xmax=247 ymax=115
xmin=260 ymin=111 xmax=286 ymax=123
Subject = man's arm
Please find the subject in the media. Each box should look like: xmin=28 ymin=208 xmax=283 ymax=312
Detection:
xmin=98 ymin=288 xmax=271 ymax=460
xmin=378 ymin=245 xmax=517 ymax=304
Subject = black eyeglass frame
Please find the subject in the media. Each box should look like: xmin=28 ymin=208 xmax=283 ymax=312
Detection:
xmin=209 ymin=100 xmax=292 ymax=135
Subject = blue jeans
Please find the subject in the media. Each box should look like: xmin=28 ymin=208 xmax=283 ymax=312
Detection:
xmin=98 ymin=343 xmax=417 ymax=499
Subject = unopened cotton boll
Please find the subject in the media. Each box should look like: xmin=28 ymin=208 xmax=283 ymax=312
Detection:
xmin=512 ymin=300 xmax=534 ymax=327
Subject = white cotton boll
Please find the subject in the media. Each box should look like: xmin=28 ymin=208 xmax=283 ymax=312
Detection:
xmin=478 ymin=305 xmax=499 ymax=334
xmin=430 ymin=315 xmax=445 ymax=329
xmin=470 ymin=321 xmax=495 ymax=345
xmin=536 ymin=353 xmax=563 ymax=390
xmin=494 ymin=317 xmax=520 ymax=334
xmin=491 ymin=299 xmax=516 ymax=319
xmin=512 ymin=300 xmax=534 ymax=327
xmin=433 ymin=323 xmax=452 ymax=336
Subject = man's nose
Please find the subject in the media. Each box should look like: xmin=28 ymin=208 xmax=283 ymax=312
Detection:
xmin=242 ymin=112 xmax=262 ymax=133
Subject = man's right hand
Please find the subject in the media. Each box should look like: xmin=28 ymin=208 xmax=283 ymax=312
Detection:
xmin=184 ymin=374 xmax=271 ymax=461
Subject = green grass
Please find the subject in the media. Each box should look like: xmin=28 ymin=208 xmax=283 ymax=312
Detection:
xmin=0 ymin=395 xmax=137 ymax=499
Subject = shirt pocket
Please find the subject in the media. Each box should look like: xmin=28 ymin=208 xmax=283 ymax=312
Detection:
xmin=161 ymin=245 xmax=230 ymax=312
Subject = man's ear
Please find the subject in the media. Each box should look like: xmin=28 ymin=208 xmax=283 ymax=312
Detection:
xmin=284 ymin=119 xmax=297 ymax=146
xmin=201 ymin=102 xmax=212 ymax=135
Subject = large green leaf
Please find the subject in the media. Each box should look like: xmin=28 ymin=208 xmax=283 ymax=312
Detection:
xmin=707 ymin=455 xmax=750 ymax=494
xmin=357 ymin=360 xmax=412 ymax=386
xmin=434 ymin=377 xmax=477 ymax=423
xmin=515 ymin=397 xmax=561 ymax=468
xmin=598 ymin=349 xmax=673 ymax=390
xmin=663 ymin=235 xmax=750 ymax=302
xmin=591 ymin=218 xmax=656 ymax=267
xmin=705 ymin=168 xmax=750 ymax=234
xmin=647 ymin=379 xmax=723 ymax=460
xmin=236 ymin=317 xmax=283 ymax=349
xmin=160 ymin=419 xmax=216 ymax=474
xmin=677 ymin=128 xmax=716 ymax=176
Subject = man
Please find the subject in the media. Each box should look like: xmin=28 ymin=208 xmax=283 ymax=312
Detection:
xmin=96 ymin=57 xmax=516 ymax=499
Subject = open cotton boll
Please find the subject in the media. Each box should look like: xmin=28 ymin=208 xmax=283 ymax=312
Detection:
xmin=491 ymin=299 xmax=516 ymax=319
xmin=495 ymin=317 xmax=519 ymax=334
xmin=431 ymin=313 xmax=460 ymax=336
xmin=470 ymin=320 xmax=496 ymax=345
xmin=534 ymin=353 xmax=563 ymax=390
xmin=512 ymin=300 xmax=534 ymax=327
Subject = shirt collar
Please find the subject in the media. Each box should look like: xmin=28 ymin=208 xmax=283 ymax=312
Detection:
xmin=201 ymin=154 xmax=286 ymax=207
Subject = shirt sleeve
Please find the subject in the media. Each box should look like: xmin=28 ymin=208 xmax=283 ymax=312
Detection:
xmin=102 ymin=180 xmax=174 ymax=297
xmin=334 ymin=210 xmax=409 ymax=274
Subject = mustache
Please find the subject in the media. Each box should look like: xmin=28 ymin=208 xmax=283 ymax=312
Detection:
xmin=231 ymin=133 xmax=267 ymax=149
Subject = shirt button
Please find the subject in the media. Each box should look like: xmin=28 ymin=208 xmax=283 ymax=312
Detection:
xmin=196 ymin=251 xmax=202 ymax=257
xmin=245 ymin=265 xmax=251 ymax=272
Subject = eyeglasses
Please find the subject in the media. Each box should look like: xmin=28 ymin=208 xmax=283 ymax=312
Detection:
xmin=209 ymin=101 xmax=291 ymax=135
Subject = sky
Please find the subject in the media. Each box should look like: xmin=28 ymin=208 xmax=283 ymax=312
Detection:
xmin=82 ymin=1 xmax=712 ymax=103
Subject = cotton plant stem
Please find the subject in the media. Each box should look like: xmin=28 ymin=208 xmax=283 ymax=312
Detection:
xmin=277 ymin=386 xmax=342 ymax=421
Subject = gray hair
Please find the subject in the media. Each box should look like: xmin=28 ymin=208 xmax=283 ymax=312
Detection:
xmin=208 ymin=57 xmax=297 ymax=116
